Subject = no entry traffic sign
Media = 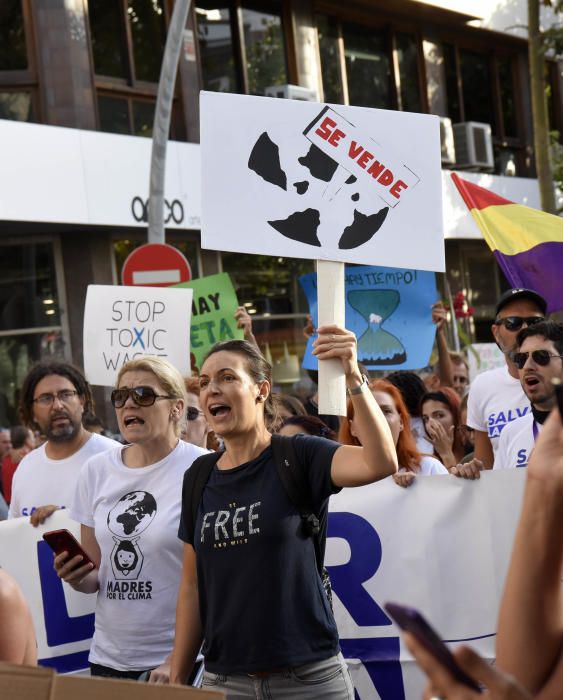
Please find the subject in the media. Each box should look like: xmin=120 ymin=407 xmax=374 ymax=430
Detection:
xmin=121 ymin=243 xmax=192 ymax=287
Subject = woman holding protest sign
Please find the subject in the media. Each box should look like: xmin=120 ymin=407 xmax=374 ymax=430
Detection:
xmin=169 ymin=325 xmax=397 ymax=697
xmin=53 ymin=357 xmax=207 ymax=681
xmin=339 ymin=379 xmax=447 ymax=488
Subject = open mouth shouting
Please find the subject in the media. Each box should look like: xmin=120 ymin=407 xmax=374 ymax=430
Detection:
xmin=208 ymin=403 xmax=231 ymax=419
xmin=123 ymin=415 xmax=145 ymax=428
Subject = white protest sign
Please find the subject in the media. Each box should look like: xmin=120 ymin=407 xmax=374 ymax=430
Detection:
xmin=0 ymin=511 xmax=96 ymax=673
xmin=201 ymin=91 xmax=444 ymax=271
xmin=468 ymin=342 xmax=506 ymax=380
xmin=83 ymin=285 xmax=192 ymax=386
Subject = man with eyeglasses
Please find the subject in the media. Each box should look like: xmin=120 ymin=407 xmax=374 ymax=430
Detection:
xmin=9 ymin=362 xmax=116 ymax=524
xmin=494 ymin=320 xmax=563 ymax=470
xmin=466 ymin=288 xmax=547 ymax=469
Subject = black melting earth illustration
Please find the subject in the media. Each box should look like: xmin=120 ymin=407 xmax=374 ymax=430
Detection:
xmin=248 ymin=131 xmax=389 ymax=250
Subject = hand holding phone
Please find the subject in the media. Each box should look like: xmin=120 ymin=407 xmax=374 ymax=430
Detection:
xmin=384 ymin=602 xmax=482 ymax=693
xmin=43 ymin=529 xmax=96 ymax=582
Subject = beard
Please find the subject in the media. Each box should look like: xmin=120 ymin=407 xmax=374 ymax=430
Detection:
xmin=44 ymin=412 xmax=82 ymax=443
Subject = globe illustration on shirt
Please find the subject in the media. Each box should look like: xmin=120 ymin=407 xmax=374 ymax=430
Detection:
xmin=107 ymin=491 xmax=157 ymax=538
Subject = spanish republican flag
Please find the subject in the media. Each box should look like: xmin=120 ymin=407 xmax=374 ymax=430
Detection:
xmin=451 ymin=173 xmax=563 ymax=313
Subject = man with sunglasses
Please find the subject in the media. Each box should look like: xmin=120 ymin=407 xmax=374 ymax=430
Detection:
xmin=494 ymin=320 xmax=563 ymax=470
xmin=9 ymin=362 xmax=116 ymax=524
xmin=466 ymin=288 xmax=547 ymax=469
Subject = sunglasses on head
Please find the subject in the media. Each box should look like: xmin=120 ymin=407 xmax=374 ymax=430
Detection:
xmin=186 ymin=406 xmax=204 ymax=421
xmin=512 ymin=350 xmax=563 ymax=370
xmin=495 ymin=316 xmax=544 ymax=331
xmin=111 ymin=386 xmax=172 ymax=408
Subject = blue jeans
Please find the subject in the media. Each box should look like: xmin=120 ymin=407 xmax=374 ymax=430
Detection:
xmin=202 ymin=653 xmax=354 ymax=699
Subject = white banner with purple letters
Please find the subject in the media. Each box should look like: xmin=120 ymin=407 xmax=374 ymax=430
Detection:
xmin=0 ymin=471 xmax=526 ymax=695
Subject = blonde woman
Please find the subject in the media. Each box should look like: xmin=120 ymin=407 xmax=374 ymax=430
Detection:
xmin=54 ymin=357 xmax=207 ymax=681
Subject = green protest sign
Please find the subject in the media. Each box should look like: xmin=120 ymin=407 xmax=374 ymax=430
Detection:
xmin=174 ymin=272 xmax=244 ymax=368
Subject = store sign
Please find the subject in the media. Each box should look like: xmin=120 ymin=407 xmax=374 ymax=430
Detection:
xmin=201 ymin=91 xmax=444 ymax=271
xmin=83 ymin=284 xmax=192 ymax=386
xmin=0 ymin=121 xmax=201 ymax=229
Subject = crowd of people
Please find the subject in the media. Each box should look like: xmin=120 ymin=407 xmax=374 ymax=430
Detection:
xmin=0 ymin=290 xmax=561 ymax=699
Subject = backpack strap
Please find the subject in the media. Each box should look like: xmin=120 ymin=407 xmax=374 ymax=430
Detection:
xmin=182 ymin=451 xmax=222 ymax=544
xmin=271 ymin=433 xmax=323 ymax=574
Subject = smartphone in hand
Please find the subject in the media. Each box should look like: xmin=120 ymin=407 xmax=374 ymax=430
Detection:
xmin=43 ymin=529 xmax=96 ymax=570
xmin=384 ymin=602 xmax=482 ymax=693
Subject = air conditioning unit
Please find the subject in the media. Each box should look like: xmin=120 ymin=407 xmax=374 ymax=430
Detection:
xmin=264 ymin=84 xmax=318 ymax=101
xmin=439 ymin=117 xmax=456 ymax=166
xmin=453 ymin=122 xmax=494 ymax=170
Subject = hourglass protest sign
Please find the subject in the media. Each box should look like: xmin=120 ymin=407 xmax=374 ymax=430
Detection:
xmin=200 ymin=92 xmax=444 ymax=414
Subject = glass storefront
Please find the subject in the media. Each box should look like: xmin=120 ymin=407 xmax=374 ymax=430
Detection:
xmin=0 ymin=241 xmax=64 ymax=426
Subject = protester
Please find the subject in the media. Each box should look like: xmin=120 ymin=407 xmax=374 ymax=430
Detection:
xmin=9 ymin=362 xmax=116 ymax=524
xmin=459 ymin=393 xmax=475 ymax=460
xmin=430 ymin=301 xmax=455 ymax=389
xmin=1 ymin=426 xmax=35 ymax=505
xmin=365 ymin=380 xmax=446 ymax=488
xmin=302 ymin=369 xmax=341 ymax=433
xmin=0 ymin=568 xmax=37 ymax=665
xmin=450 ymin=351 xmax=470 ymax=397
xmin=278 ymin=414 xmax=337 ymax=440
xmin=0 ymin=428 xmax=11 ymax=460
xmin=404 ymin=406 xmax=563 ymax=699
xmin=170 ymin=326 xmax=397 ymax=697
xmin=82 ymin=411 xmax=106 ymax=435
xmin=54 ymin=356 xmax=207 ymax=681
xmin=466 ymin=288 xmax=546 ymax=468
xmin=386 ymin=371 xmax=434 ymax=454
xmin=275 ymin=393 xmax=307 ymax=420
xmin=421 ymin=388 xmax=465 ymax=470
xmin=182 ymin=377 xmax=214 ymax=450
xmin=234 ymin=305 xmax=259 ymax=348
xmin=494 ymin=320 xmax=563 ymax=470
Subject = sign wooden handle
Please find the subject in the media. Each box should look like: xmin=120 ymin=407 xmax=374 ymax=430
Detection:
xmin=317 ymin=260 xmax=346 ymax=416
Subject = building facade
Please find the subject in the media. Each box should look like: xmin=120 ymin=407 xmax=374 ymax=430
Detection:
xmin=0 ymin=0 xmax=562 ymax=425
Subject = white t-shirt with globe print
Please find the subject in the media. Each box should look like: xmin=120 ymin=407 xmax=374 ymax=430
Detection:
xmin=70 ymin=439 xmax=207 ymax=671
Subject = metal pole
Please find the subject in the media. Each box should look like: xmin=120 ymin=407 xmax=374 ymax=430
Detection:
xmin=148 ymin=0 xmax=192 ymax=243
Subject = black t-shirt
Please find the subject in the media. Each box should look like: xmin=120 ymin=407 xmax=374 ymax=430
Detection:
xmin=178 ymin=435 xmax=341 ymax=674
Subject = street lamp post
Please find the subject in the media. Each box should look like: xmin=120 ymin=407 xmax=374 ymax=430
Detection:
xmin=148 ymin=0 xmax=193 ymax=244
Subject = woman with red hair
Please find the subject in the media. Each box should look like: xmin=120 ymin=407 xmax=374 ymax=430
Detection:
xmin=339 ymin=379 xmax=447 ymax=487
xmin=420 ymin=387 xmax=465 ymax=470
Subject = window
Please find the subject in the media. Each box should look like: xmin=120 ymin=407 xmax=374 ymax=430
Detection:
xmin=129 ymin=0 xmax=167 ymax=82
xmin=195 ymin=1 xmax=288 ymax=96
xmin=317 ymin=15 xmax=344 ymax=103
xmin=89 ymin=0 xmax=128 ymax=79
xmin=459 ymin=50 xmax=494 ymax=126
xmin=0 ymin=241 xmax=64 ymax=424
xmin=498 ymin=58 xmax=517 ymax=138
xmin=220 ymin=253 xmax=314 ymax=389
xmin=343 ymin=23 xmax=391 ymax=109
xmin=88 ymin=0 xmax=184 ymax=139
xmin=0 ymin=91 xmax=34 ymax=122
xmin=242 ymin=4 xmax=287 ymax=95
xmin=196 ymin=3 xmax=239 ymax=92
xmin=0 ymin=0 xmax=27 ymax=71
xmin=396 ymin=33 xmax=422 ymax=113
xmin=443 ymin=43 xmax=461 ymax=123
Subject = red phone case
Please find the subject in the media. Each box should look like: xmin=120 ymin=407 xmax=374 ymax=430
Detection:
xmin=43 ymin=529 xmax=95 ymax=568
